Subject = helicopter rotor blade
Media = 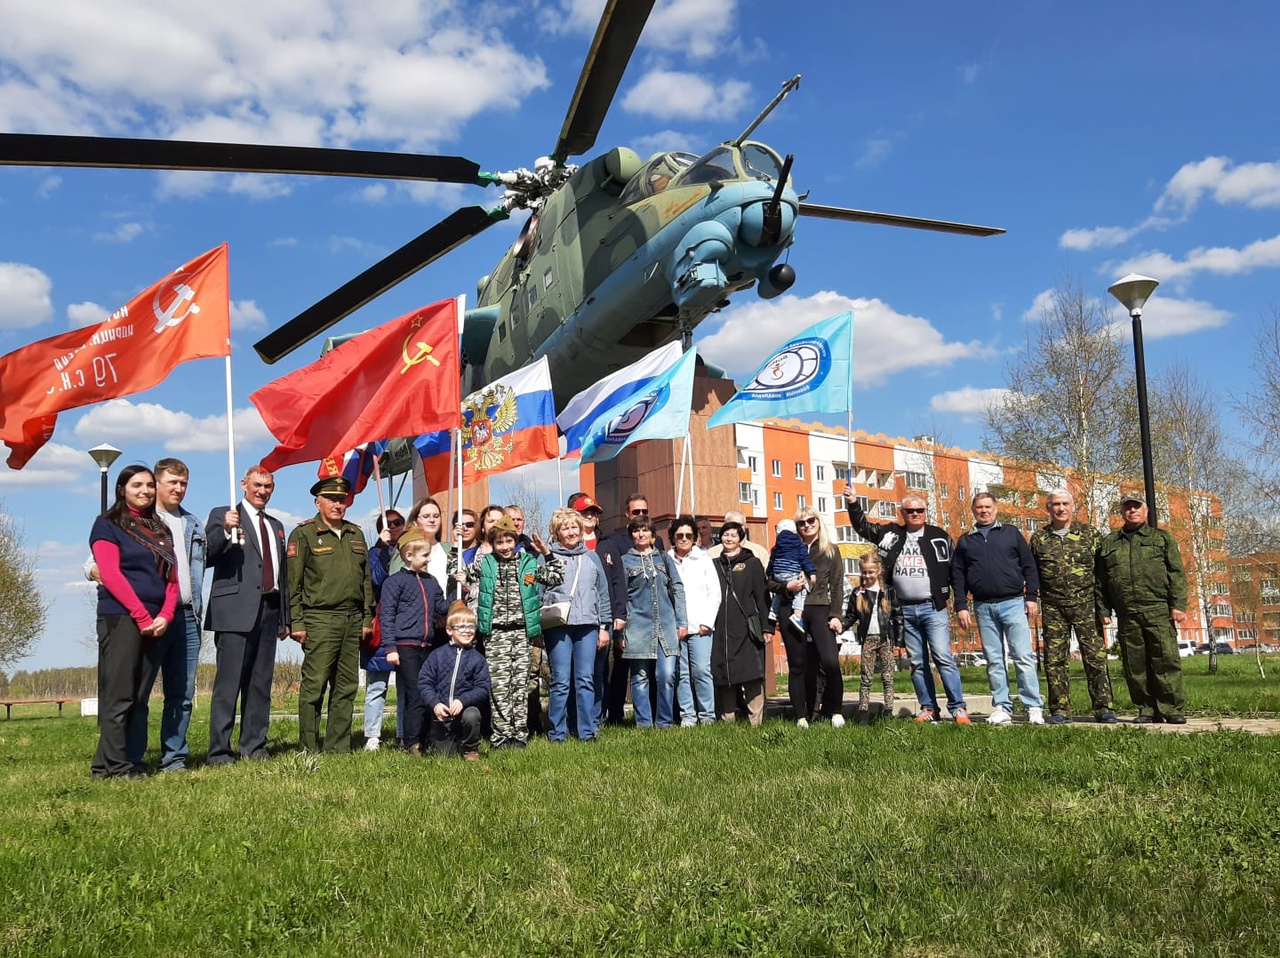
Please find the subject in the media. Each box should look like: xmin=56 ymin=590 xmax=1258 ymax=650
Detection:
xmin=254 ymin=205 xmax=504 ymax=364
xmin=0 ymin=133 xmax=487 ymax=184
xmin=552 ymin=0 xmax=657 ymax=161
xmin=799 ymin=202 xmax=1004 ymax=237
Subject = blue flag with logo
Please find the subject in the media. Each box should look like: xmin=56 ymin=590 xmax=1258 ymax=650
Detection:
xmin=706 ymin=311 xmax=854 ymax=428
xmin=579 ymin=347 xmax=699 ymax=463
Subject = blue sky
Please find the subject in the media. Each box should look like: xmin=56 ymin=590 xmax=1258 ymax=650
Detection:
xmin=2 ymin=0 xmax=1277 ymax=669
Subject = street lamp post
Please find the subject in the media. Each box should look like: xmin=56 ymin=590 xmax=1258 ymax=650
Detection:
xmin=87 ymin=443 xmax=122 ymax=515
xmin=1108 ymin=273 xmax=1160 ymax=528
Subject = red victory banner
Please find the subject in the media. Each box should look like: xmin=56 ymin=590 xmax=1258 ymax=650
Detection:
xmin=0 ymin=243 xmax=231 ymax=468
xmin=252 ymin=298 xmax=462 ymax=471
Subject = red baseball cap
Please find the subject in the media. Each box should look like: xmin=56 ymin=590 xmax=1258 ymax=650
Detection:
xmin=569 ymin=494 xmax=602 ymax=513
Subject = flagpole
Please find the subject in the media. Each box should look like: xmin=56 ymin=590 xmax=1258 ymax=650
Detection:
xmin=689 ymin=432 xmax=697 ymax=518
xmin=223 ymin=354 xmax=241 ymax=546
xmin=556 ymin=453 xmax=564 ymax=505
xmin=675 ymin=435 xmax=688 ymax=516
xmin=372 ymin=452 xmax=388 ymax=529
xmin=846 ymin=311 xmax=855 ymax=489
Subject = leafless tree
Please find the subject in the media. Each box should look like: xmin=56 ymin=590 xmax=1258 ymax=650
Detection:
xmin=985 ymin=278 xmax=1140 ymax=526
xmin=0 ymin=507 xmax=45 ymax=669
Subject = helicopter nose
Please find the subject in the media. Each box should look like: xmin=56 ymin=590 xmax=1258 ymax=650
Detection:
xmin=739 ymin=198 xmax=795 ymax=248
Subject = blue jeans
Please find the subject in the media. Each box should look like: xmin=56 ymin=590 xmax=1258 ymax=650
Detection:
xmin=363 ymin=669 xmax=391 ymax=739
xmin=974 ymin=598 xmax=1043 ymax=711
xmin=546 ymin=624 xmax=600 ymax=741
xmin=676 ymin=631 xmax=715 ymax=725
xmin=127 ymin=604 xmax=200 ymax=771
xmin=900 ymin=603 xmax=965 ymax=716
xmin=630 ymin=652 xmax=677 ymax=728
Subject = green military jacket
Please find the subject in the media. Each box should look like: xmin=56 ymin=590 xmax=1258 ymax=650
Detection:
xmin=1030 ymin=521 xmax=1100 ymax=608
xmin=286 ymin=515 xmax=376 ymax=630
xmin=1094 ymin=524 xmax=1187 ymax=617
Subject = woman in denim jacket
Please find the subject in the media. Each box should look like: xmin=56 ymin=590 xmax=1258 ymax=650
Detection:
xmin=618 ymin=516 xmax=688 ymax=728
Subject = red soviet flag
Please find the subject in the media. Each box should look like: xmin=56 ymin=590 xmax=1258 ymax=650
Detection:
xmin=252 ymin=298 xmax=462 ymax=471
xmin=0 ymin=243 xmax=231 ymax=468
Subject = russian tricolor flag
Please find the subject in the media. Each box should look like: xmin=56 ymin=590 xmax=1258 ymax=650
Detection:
xmin=317 ymin=440 xmax=388 ymax=502
xmin=417 ymin=356 xmax=558 ymax=491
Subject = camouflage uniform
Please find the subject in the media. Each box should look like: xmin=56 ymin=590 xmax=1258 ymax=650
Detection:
xmin=467 ymin=551 xmax=563 ymax=746
xmin=1095 ymin=524 xmax=1188 ymax=720
xmin=1030 ymin=521 xmax=1113 ymax=717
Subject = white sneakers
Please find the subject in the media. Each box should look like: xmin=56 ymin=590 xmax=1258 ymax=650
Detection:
xmin=986 ymin=708 xmax=1012 ymax=726
xmin=1027 ymin=707 xmax=1045 ymax=725
xmin=363 ymin=737 xmax=381 ymax=751
xmin=830 ymin=714 xmax=846 ymax=729
xmin=796 ymin=718 xmax=809 ymax=729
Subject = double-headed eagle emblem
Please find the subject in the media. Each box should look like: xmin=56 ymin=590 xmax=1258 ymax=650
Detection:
xmin=461 ymin=384 xmax=518 ymax=472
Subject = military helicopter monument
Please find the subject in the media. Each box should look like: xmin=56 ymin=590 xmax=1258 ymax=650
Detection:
xmin=0 ymin=0 xmax=1001 ymax=405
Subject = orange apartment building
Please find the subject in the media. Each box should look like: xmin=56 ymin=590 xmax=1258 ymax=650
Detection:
xmin=1229 ymin=554 xmax=1280 ymax=651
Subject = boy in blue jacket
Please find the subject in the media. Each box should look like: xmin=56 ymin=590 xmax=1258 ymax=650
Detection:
xmin=381 ymin=528 xmax=448 ymax=754
xmin=420 ymin=603 xmax=491 ymax=760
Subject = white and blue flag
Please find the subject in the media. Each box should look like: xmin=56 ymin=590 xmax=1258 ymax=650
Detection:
xmin=579 ymin=347 xmax=699 ymax=463
xmin=556 ymin=340 xmax=684 ymax=457
xmin=706 ymin=311 xmax=854 ymax=428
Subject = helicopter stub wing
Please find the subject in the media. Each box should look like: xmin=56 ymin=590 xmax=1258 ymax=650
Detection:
xmin=254 ymin=205 xmax=506 ymax=364
xmin=0 ymin=133 xmax=487 ymax=184
xmin=799 ymin=202 xmax=1004 ymax=237
xmin=552 ymin=0 xmax=658 ymax=162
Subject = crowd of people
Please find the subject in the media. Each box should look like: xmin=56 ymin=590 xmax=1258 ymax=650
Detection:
xmin=86 ymin=459 xmax=1189 ymax=778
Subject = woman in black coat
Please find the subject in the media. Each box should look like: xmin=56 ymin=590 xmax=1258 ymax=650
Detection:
xmin=711 ymin=522 xmax=771 ymax=726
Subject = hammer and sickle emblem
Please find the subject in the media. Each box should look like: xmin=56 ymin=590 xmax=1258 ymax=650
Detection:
xmin=153 ymin=282 xmax=201 ymax=333
xmin=401 ymin=337 xmax=442 ymax=375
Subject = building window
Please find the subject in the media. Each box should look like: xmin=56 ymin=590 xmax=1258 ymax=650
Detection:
xmin=795 ymin=462 xmax=805 ymax=480
xmin=843 ymin=557 xmax=859 ymax=576
xmin=856 ymin=495 xmax=869 ymax=513
xmin=941 ymin=483 xmax=949 ymax=499
xmin=771 ymin=459 xmax=781 ymax=478
xmin=876 ymin=500 xmax=897 ymax=518
xmin=817 ymin=496 xmax=828 ymax=514
xmin=835 ymin=526 xmax=857 ymax=543
xmin=797 ymin=495 xmax=806 ymax=509
xmin=748 ymin=455 xmax=758 ymax=473
xmin=905 ymin=471 xmax=928 ymax=490
xmin=1209 ymin=603 xmax=1232 ymax=618
xmin=773 ymin=492 xmax=783 ymax=511
xmin=958 ymin=484 xmax=966 ymax=501
xmin=752 ymin=488 xmax=760 ymax=506
xmin=816 ymin=464 xmax=826 ymax=482
xmin=835 ymin=464 xmax=849 ymax=481
xmin=739 ymin=482 xmax=752 ymax=503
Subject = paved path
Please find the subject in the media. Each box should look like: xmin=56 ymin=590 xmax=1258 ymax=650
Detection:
xmin=764 ymin=691 xmax=1280 ymax=734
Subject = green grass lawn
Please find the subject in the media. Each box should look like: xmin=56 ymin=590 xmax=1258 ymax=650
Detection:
xmin=2 ymin=709 xmax=1279 ymax=957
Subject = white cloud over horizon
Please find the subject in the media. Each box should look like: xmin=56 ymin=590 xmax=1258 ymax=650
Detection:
xmin=929 ymin=386 xmax=1013 ymax=421
xmin=1113 ymin=234 xmax=1280 ymax=284
xmin=696 ymin=290 xmax=993 ymax=386
xmin=0 ymin=262 xmax=53 ymax=329
xmin=622 ymin=69 xmax=751 ymax=121
xmin=72 ymin=399 xmax=272 ymax=454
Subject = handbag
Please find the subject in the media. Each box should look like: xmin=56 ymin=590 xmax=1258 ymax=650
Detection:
xmin=540 ymin=554 xmax=582 ymax=630
xmin=723 ymin=555 xmax=765 ymax=645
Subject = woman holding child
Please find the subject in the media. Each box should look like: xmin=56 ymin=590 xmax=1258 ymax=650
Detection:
xmin=619 ymin=516 xmax=688 ymax=728
xmin=774 ymin=507 xmax=845 ymax=728
xmin=541 ymin=508 xmax=612 ymax=742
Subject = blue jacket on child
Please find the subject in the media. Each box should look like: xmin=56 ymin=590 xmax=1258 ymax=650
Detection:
xmin=380 ymin=568 xmax=448 ymax=651
xmin=419 ymin=642 xmax=492 ymax=712
xmin=767 ymin=529 xmax=817 ymax=580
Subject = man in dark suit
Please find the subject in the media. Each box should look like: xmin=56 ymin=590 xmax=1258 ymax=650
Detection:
xmin=205 ymin=465 xmax=289 ymax=764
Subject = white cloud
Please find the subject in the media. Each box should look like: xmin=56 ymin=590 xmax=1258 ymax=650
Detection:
xmin=0 ymin=442 xmax=90 ymax=489
xmin=72 ymin=399 xmax=272 ymax=453
xmin=93 ymin=221 xmax=144 ymax=243
xmin=1059 ymin=224 xmax=1142 ymax=251
xmin=1021 ymin=288 xmax=1056 ymax=322
xmin=1156 ymin=156 xmax=1280 ymax=214
xmin=270 ymin=237 xmax=299 ymax=248
xmin=696 ymin=290 xmax=993 ymax=386
xmin=0 ymin=3 xmax=549 ymax=196
xmin=0 ymin=262 xmax=53 ymax=329
xmin=543 ymin=0 xmax=737 ymax=59
xmin=960 ymin=63 xmax=982 ymax=85
xmin=929 ymin=386 xmax=1013 ymax=421
xmin=855 ymin=138 xmax=892 ymax=170
xmin=231 ymin=299 xmax=267 ymax=330
xmin=67 ymin=301 xmax=110 ymax=328
xmin=1109 ymin=295 xmax=1231 ymax=340
xmin=1114 ymin=234 xmax=1280 ymax=283
xmin=631 ymin=129 xmax=703 ymax=160
xmin=621 ymin=70 xmax=750 ymax=121
xmin=36 ymin=175 xmax=62 ymax=197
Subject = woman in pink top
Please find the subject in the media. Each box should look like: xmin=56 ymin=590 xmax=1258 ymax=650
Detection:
xmin=89 ymin=465 xmax=179 ymax=778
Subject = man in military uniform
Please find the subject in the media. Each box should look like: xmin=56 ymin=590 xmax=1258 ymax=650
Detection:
xmin=1030 ymin=491 xmax=1115 ymax=724
xmin=288 ymin=477 xmax=376 ymax=752
xmin=1095 ymin=494 xmax=1188 ymax=724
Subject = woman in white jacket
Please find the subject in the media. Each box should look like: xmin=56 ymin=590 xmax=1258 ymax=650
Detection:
xmin=668 ymin=516 xmax=723 ymax=726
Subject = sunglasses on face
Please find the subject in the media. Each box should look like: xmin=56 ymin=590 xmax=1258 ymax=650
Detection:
xmin=799 ymin=517 xmax=818 ymax=527
xmin=388 ymin=517 xmax=405 ymax=528
xmin=903 ymin=508 xmax=925 ymax=515
xmin=459 ymin=521 xmax=476 ymax=528
xmin=629 ymin=508 xmax=649 ymax=516
xmin=674 ymin=532 xmax=695 ymax=540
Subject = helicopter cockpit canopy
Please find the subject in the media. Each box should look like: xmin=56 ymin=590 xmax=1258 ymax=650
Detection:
xmin=619 ymin=151 xmax=697 ymax=205
xmin=675 ymin=141 xmax=787 ymax=189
